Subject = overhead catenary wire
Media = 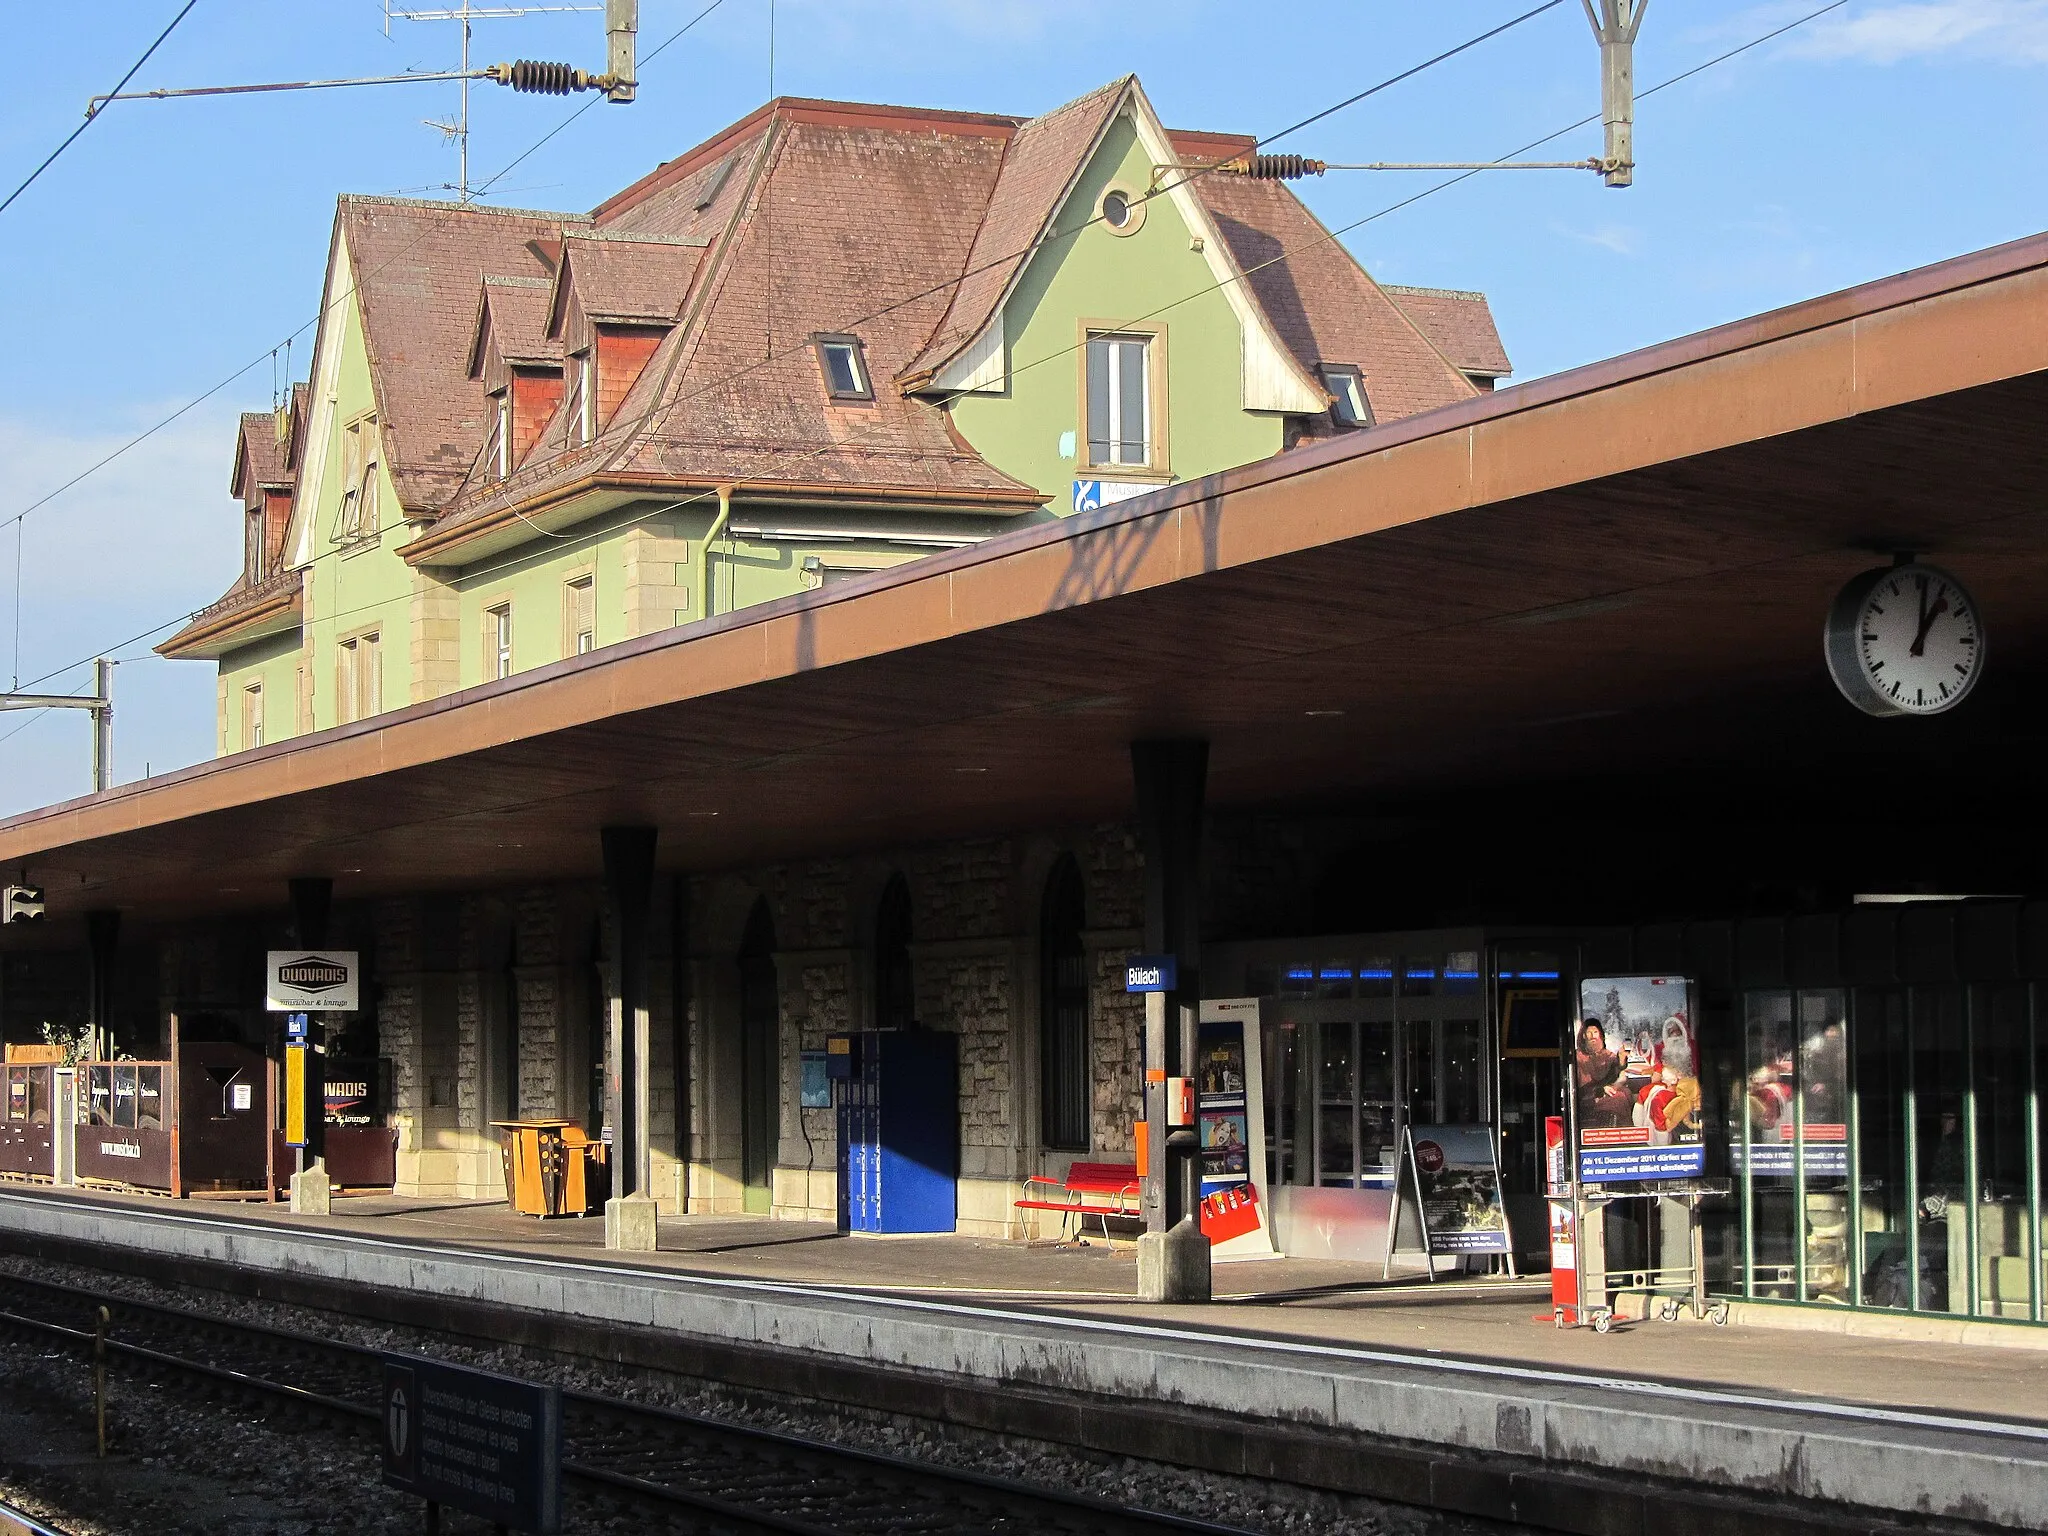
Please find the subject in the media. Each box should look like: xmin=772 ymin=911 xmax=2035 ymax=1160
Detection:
xmin=0 ymin=0 xmax=731 ymax=541
xmin=0 ymin=0 xmax=201 ymax=221
xmin=5 ymin=1 xmax=1842 ymax=747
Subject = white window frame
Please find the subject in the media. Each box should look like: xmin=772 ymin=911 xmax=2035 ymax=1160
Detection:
xmin=563 ymin=574 xmax=595 ymax=656
xmin=335 ymin=415 xmax=380 ymax=546
xmin=1083 ymin=331 xmax=1154 ymax=471
xmin=569 ymin=351 xmax=596 ymax=444
xmin=1319 ymin=364 xmax=1372 ymax=428
xmin=242 ymin=683 xmax=263 ymax=750
xmin=335 ymin=630 xmax=381 ymax=724
xmin=488 ymin=603 xmax=514 ymax=680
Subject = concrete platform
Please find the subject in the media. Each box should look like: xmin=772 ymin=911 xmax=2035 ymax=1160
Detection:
xmin=2 ymin=1185 xmax=2043 ymax=1533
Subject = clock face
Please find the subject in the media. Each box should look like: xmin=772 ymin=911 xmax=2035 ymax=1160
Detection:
xmin=1824 ymin=563 xmax=1983 ymax=717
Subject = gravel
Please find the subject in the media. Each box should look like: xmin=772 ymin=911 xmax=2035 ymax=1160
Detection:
xmin=0 ymin=1250 xmax=1528 ymax=1536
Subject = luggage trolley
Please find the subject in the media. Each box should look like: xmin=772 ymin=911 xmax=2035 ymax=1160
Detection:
xmin=1552 ymin=1180 xmax=1729 ymax=1332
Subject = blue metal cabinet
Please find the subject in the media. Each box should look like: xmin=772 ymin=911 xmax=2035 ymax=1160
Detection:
xmin=836 ymin=1030 xmax=958 ymax=1234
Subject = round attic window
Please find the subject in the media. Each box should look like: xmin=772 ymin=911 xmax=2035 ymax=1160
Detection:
xmin=1100 ymin=186 xmax=1144 ymax=236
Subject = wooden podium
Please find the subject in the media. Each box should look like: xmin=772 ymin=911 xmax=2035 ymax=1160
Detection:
xmin=493 ymin=1120 xmax=606 ymax=1217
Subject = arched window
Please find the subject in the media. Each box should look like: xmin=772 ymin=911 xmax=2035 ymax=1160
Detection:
xmin=1040 ymin=855 xmax=1090 ymax=1151
xmin=738 ymin=897 xmax=778 ymax=1211
xmin=874 ymin=874 xmax=914 ymax=1030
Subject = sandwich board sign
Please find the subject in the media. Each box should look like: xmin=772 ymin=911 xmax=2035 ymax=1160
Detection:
xmin=265 ymin=950 xmax=359 ymax=1012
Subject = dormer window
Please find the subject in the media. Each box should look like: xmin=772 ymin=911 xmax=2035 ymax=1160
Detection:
xmin=814 ymin=334 xmax=873 ymax=402
xmin=1320 ymin=364 xmax=1372 ymax=428
xmin=335 ymin=414 xmax=380 ymax=545
xmin=483 ymin=390 xmax=510 ymax=480
xmin=566 ymin=350 xmax=596 ymax=444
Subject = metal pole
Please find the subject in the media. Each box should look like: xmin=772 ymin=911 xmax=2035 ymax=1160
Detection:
xmin=94 ymin=1305 xmax=109 ymax=1457
xmin=92 ymin=657 xmax=112 ymax=791
xmin=1583 ymin=0 xmax=1645 ymax=187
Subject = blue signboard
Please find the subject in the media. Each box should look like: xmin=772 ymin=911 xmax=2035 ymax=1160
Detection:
xmin=1578 ymin=1144 xmax=1707 ymax=1181
xmin=1125 ymin=955 xmax=1178 ymax=993
xmin=285 ymin=1011 xmax=309 ymax=1042
xmin=382 ymin=1356 xmax=561 ymax=1533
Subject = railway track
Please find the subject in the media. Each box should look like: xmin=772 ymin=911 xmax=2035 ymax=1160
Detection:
xmin=0 ymin=1270 xmax=1257 ymax=1536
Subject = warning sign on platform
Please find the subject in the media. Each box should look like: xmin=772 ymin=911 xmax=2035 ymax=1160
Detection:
xmin=381 ymin=1355 xmax=560 ymax=1533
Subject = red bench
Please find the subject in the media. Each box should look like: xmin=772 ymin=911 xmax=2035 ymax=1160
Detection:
xmin=1015 ymin=1161 xmax=1141 ymax=1242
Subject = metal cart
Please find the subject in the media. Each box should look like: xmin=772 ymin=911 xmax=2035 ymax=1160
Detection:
xmin=1553 ymin=1180 xmax=1730 ymax=1332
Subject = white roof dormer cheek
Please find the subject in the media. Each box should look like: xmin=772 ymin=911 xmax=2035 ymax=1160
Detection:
xmin=1116 ymin=93 xmax=1325 ymax=416
xmin=933 ymin=312 xmax=1005 ymax=395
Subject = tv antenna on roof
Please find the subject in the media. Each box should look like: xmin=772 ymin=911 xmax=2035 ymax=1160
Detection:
xmin=387 ymin=0 xmax=633 ymax=202
xmin=87 ymin=3 xmax=638 ymax=204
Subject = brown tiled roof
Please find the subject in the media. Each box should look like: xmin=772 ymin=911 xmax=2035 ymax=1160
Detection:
xmin=901 ymin=78 xmax=1127 ymax=386
xmin=292 ymin=86 xmax=1507 ymax=562
xmin=155 ymin=567 xmax=301 ymax=660
xmin=1194 ymin=173 xmax=1479 ymax=425
xmin=468 ymin=276 xmax=557 ymax=375
xmin=549 ymin=231 xmax=707 ymax=332
xmin=418 ymin=103 xmax=1043 ymax=551
xmin=338 ymin=197 xmax=586 ymax=513
xmin=232 ymin=411 xmax=292 ymax=497
xmin=1382 ymin=284 xmax=1512 ymax=378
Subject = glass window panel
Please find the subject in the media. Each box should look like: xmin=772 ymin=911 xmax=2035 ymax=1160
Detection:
xmin=1317 ymin=1021 xmax=1356 ymax=1185
xmin=1400 ymin=959 xmax=1437 ymax=999
xmin=1116 ymin=339 xmax=1147 ymax=464
xmin=88 ymin=1065 xmax=112 ymax=1127
xmin=1854 ymin=987 xmax=1911 ymax=1308
xmin=1356 ymin=957 xmax=1394 ymax=1000
xmin=1442 ymin=1018 xmax=1484 ymax=1125
xmin=1315 ymin=961 xmax=1353 ymax=1001
xmin=6 ymin=1067 xmax=23 ymax=1123
xmin=1799 ymin=990 xmax=1851 ymax=1304
xmin=1085 ymin=338 xmax=1111 ymax=463
xmin=1913 ymin=985 xmax=1969 ymax=1315
xmin=1743 ymin=990 xmax=1797 ymax=1298
xmin=113 ymin=1064 xmax=138 ymax=1130
xmin=1974 ymin=984 xmax=2032 ymax=1318
xmin=1278 ymin=962 xmax=1314 ymax=998
xmin=137 ymin=1066 xmax=165 ymax=1134
xmin=1264 ymin=1018 xmax=1297 ymax=1186
xmin=1359 ymin=1021 xmax=1396 ymax=1181
xmin=27 ymin=1067 xmax=48 ymax=1125
xmin=1403 ymin=1020 xmax=1438 ymax=1129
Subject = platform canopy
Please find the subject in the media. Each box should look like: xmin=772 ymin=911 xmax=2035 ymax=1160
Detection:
xmin=6 ymin=232 xmax=2048 ymax=930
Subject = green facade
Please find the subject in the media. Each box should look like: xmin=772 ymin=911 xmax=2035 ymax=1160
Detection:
xmin=207 ymin=100 xmax=1308 ymax=755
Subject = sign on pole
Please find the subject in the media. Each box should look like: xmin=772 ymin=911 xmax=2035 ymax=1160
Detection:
xmin=1124 ymin=955 xmax=1177 ymax=993
xmin=265 ymin=950 xmax=360 ymax=1012
xmin=382 ymin=1355 xmax=561 ymax=1534
xmin=283 ymin=1044 xmax=310 ymax=1148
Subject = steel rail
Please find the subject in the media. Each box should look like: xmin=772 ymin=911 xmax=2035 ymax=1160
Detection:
xmin=0 ymin=1271 xmax=1257 ymax=1536
xmin=0 ymin=1496 xmax=75 ymax=1536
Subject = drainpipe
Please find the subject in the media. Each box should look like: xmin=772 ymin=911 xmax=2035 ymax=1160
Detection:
xmin=701 ymin=485 xmax=733 ymax=621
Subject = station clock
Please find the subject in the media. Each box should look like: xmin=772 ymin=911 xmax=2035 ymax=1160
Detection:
xmin=1824 ymin=560 xmax=1983 ymax=717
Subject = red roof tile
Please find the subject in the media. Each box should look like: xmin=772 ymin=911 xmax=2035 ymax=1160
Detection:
xmin=468 ymin=276 xmax=557 ymax=376
xmin=1382 ymin=284 xmax=1512 ymax=379
xmin=1194 ymin=173 xmax=1479 ymax=425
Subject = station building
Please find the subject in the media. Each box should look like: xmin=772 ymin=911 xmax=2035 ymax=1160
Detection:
xmin=5 ymin=226 xmax=2048 ymax=1332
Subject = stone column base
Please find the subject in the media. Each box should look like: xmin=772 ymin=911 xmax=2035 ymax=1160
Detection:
xmin=289 ymin=1163 xmax=333 ymax=1216
xmin=1137 ymin=1219 xmax=1211 ymax=1302
xmin=605 ymin=1193 xmax=660 ymax=1251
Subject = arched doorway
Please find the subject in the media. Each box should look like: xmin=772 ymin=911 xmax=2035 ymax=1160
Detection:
xmin=738 ymin=898 xmax=778 ymax=1214
xmin=1039 ymin=855 xmax=1090 ymax=1151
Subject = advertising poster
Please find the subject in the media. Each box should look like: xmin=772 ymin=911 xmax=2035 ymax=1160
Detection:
xmin=1574 ymin=976 xmax=1705 ymax=1181
xmin=1195 ymin=999 xmax=1276 ymax=1256
xmin=1406 ymin=1125 xmax=1512 ymax=1256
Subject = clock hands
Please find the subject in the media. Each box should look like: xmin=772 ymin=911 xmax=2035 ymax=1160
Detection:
xmin=1909 ymin=575 xmax=1949 ymax=658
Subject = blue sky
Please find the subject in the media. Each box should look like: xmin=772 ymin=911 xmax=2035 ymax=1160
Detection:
xmin=2 ymin=0 xmax=2045 ymax=814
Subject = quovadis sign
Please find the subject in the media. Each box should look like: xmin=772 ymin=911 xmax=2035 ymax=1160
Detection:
xmin=265 ymin=950 xmax=360 ymax=1012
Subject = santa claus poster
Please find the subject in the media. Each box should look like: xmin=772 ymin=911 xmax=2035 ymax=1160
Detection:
xmin=1573 ymin=976 xmax=1704 ymax=1181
